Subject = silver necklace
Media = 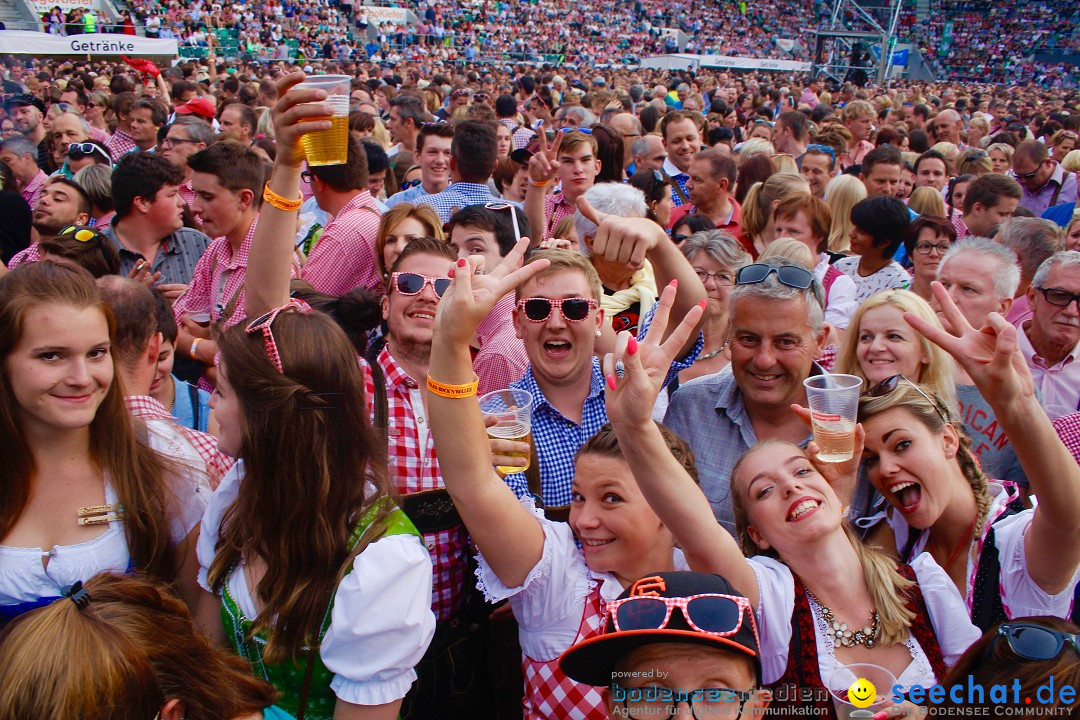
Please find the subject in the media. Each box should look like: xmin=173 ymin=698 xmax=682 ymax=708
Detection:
xmin=805 ymin=587 xmax=879 ymax=648
xmin=697 ymin=343 xmax=727 ymax=361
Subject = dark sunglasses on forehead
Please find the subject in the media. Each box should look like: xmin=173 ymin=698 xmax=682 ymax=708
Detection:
xmin=735 ymin=262 xmax=813 ymax=289
xmin=984 ymin=623 xmax=1080 ymax=664
xmin=863 ymin=374 xmax=949 ymax=423
xmin=392 ymin=271 xmax=451 ymax=297
xmin=517 ymin=296 xmax=598 ymax=322
xmin=401 ymin=178 xmax=423 ymax=190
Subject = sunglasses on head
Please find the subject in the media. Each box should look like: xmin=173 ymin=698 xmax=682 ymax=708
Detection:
xmin=68 ymin=142 xmax=109 ymax=163
xmin=517 ymin=296 xmax=598 ymax=322
xmin=735 ymin=262 xmax=813 ymax=289
xmin=864 ymin=374 xmax=949 ymax=423
xmin=562 ymin=126 xmax=593 ymax=135
xmin=392 ymin=271 xmax=451 ymax=297
xmin=401 ymin=178 xmax=423 ymax=190
xmin=806 ymin=144 xmax=836 ymax=161
xmin=484 ymin=201 xmax=521 ymax=244
xmin=605 ymin=593 xmax=761 ymax=651
xmin=57 ymin=225 xmax=100 ymax=243
xmin=981 ymin=623 xmax=1080 ymax=664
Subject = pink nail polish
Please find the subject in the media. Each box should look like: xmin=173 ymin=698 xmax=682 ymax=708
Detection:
xmin=628 ymin=337 xmax=638 ymax=355
xmin=698 ymin=299 xmax=707 ymax=308
xmin=669 ymin=279 xmax=678 ymax=288
xmin=457 ymin=258 xmax=467 ymax=267
xmin=448 ymin=268 xmax=455 ymax=278
xmin=606 ymin=376 xmax=617 ymax=391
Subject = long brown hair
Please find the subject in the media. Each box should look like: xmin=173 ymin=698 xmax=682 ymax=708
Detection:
xmin=208 ymin=309 xmax=394 ymax=664
xmin=84 ymin=572 xmax=277 ymax=719
xmin=0 ymin=584 xmax=164 ymax=720
xmin=0 ymin=262 xmax=176 ymax=578
xmin=731 ymin=441 xmax=915 ymax=645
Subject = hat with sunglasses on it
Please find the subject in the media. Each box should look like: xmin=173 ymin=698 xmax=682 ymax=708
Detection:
xmin=559 ymin=572 xmax=762 ymax=687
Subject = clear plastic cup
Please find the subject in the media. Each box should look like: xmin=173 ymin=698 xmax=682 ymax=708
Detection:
xmin=803 ymin=374 xmax=863 ymax=462
xmin=295 ymin=74 xmax=351 ymax=166
xmin=826 ymin=663 xmax=897 ymax=720
xmin=479 ymin=389 xmax=533 ymax=476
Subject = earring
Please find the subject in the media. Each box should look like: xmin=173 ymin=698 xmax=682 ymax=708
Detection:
xmin=596 ymin=330 xmax=602 ymax=337
xmin=947 ymin=452 xmax=954 ymax=458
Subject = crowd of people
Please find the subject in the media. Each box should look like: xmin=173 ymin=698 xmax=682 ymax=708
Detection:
xmin=0 ymin=50 xmax=1079 ymax=720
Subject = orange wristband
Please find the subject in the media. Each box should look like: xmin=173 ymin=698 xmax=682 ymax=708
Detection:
xmin=262 ymin=183 xmax=302 ymax=212
xmin=426 ymin=375 xmax=479 ymax=398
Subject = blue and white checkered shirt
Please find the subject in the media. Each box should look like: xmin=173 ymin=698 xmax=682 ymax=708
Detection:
xmin=504 ymin=304 xmax=703 ymax=507
xmin=662 ymin=158 xmax=690 ymax=208
xmin=410 ymin=182 xmax=499 ymax=223
xmin=663 ymin=365 xmax=822 ymax=537
xmin=385 ymin=183 xmax=431 ymax=209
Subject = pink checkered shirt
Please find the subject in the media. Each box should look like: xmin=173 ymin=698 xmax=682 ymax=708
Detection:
xmin=543 ymin=191 xmax=576 ymax=240
xmin=124 ymin=395 xmax=234 ymax=489
xmin=173 ymin=217 xmax=258 ymax=328
xmin=7 ymin=242 xmax=41 ymax=269
xmin=952 ymin=214 xmax=971 ymax=239
xmin=522 ymin=585 xmax=607 ymax=719
xmin=1053 ymin=412 xmax=1080 ymax=466
xmin=301 ymin=191 xmax=383 ymax=295
xmin=178 ymin=180 xmax=196 ymax=211
xmin=363 ymin=347 xmax=469 ymax=623
xmin=474 ymin=293 xmax=528 ymax=394
xmin=106 ymin=128 xmax=137 ymax=159
xmin=21 ymin=169 xmax=47 ymax=210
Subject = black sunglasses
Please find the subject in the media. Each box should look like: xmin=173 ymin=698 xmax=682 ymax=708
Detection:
xmin=1037 ymin=287 xmax=1080 ymax=309
xmin=391 ymin=271 xmax=451 ymax=297
xmin=981 ymin=623 xmax=1080 ymax=664
xmin=517 ymin=296 xmax=598 ymax=322
xmin=863 ymin=374 xmax=949 ymax=423
xmin=401 ymin=178 xmax=423 ymax=190
xmin=735 ymin=262 xmax=813 ymax=289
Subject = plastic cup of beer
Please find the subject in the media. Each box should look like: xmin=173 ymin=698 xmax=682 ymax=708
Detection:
xmin=826 ymin=663 xmax=897 ymax=720
xmin=294 ymin=74 xmax=350 ymax=166
xmin=803 ymin=374 xmax=863 ymax=463
xmin=479 ymin=389 xmax=534 ymax=476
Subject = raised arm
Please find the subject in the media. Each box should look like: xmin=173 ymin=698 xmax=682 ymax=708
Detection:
xmin=601 ymin=287 xmax=759 ymax=606
xmin=523 ymin=127 xmax=560 ymax=247
xmin=426 ymin=242 xmax=552 ymax=588
xmin=577 ymin=197 xmax=706 ymax=359
xmin=245 ymin=72 xmax=330 ymax=318
xmin=907 ymin=281 xmax=1080 ymax=595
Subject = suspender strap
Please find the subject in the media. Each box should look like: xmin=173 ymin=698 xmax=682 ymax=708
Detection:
xmin=661 ymin=168 xmax=691 ymax=205
xmin=368 ymin=358 xmax=389 ymax=445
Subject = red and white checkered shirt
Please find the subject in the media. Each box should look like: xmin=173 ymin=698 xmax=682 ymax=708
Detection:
xmin=173 ymin=217 xmax=259 ymax=328
xmin=106 ymin=128 xmax=137 ymax=159
xmin=178 ymin=180 xmax=196 ymax=212
xmin=363 ymin=347 xmax=469 ymax=623
xmin=125 ymin=395 xmax=234 ymax=489
xmin=1053 ymin=412 xmax=1080 ymax=466
xmin=21 ymin=169 xmax=47 ymax=210
xmin=89 ymin=126 xmax=111 ymax=145
xmin=543 ymin=191 xmax=576 ymax=241
xmin=7 ymin=242 xmax=41 ymax=269
xmin=474 ymin=293 xmax=529 ymax=394
xmin=952 ymin=214 xmax=971 ymax=239
xmin=522 ymin=585 xmax=607 ymax=719
xmin=301 ymin=190 xmax=383 ymax=295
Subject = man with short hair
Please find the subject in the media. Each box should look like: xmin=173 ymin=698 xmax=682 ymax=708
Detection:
xmin=933 ymin=108 xmax=964 ymax=146
xmin=799 ymin=144 xmax=835 ymax=199
xmin=667 ymin=148 xmax=740 ymax=235
xmin=412 ymin=119 xmax=499 ymax=222
xmin=446 ymin=204 xmax=531 ymax=393
xmin=5 ymin=94 xmax=49 ymax=170
xmin=50 ymin=111 xmax=93 ymax=177
xmin=387 ymin=122 xmax=454 ymax=207
xmin=525 ymin=128 xmax=599 ymax=241
xmin=160 ymin=116 xmax=214 ymax=210
xmin=173 ymin=142 xmax=264 ymax=380
xmin=1 ymin=135 xmax=48 ymax=209
xmin=387 ymin=93 xmax=428 ymax=160
xmin=630 ymin=134 xmax=667 ymax=174
xmin=914 ymin=149 xmax=949 ymax=192
xmin=96 ymin=275 xmax=225 ymax=487
xmin=218 ymin=102 xmax=256 ymax=145
xmin=1019 ymin=252 xmax=1080 ymax=420
xmin=959 ymin=173 xmax=1022 ymax=238
xmin=659 ymin=110 xmax=703 ymax=206
xmin=560 ymin=572 xmax=767 ymax=720
xmin=104 ymin=152 xmax=210 ymax=289
xmin=1012 ymin=139 xmax=1079 ymax=216
xmin=128 ymin=97 xmax=167 ymax=153
xmin=774 ymin=110 xmax=809 ymax=156
xmin=935 ymin=238 xmax=1028 ymax=486
xmin=665 ymin=260 xmax=829 ymax=533
xmin=6 ymin=176 xmax=92 ymax=267
xmin=840 ymin=100 xmax=875 ymax=169
xmin=996 ymin=217 xmax=1060 ymax=326
xmin=300 ymin=135 xmax=384 ymax=295
xmin=859 ymin=143 xmax=903 ymax=199
xmin=106 ymin=92 xmax=139 ymax=158
xmin=608 ymin=112 xmax=642 ymax=173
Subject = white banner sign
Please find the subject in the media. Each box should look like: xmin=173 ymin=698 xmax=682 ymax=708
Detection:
xmin=0 ymin=30 xmax=178 ymax=56
xmin=775 ymin=38 xmax=796 ymax=53
xmin=642 ymin=54 xmax=811 ymax=72
xmin=360 ymin=6 xmax=416 ymax=26
xmin=27 ymin=0 xmax=105 ymax=14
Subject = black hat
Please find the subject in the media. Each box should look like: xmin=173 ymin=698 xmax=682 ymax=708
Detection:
xmin=509 ymin=147 xmax=533 ymax=166
xmin=559 ymin=572 xmax=761 ymax=687
xmin=5 ymin=93 xmax=45 ymax=114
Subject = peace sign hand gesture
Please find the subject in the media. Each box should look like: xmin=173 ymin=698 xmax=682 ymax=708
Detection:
xmin=528 ymin=126 xmax=561 ymax=185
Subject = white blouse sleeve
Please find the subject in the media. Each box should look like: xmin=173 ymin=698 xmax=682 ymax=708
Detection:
xmin=748 ymin=556 xmax=796 ymax=685
xmin=910 ymin=553 xmax=982 ymax=666
xmin=475 ymin=498 xmax=594 ymax=661
xmin=147 ymin=419 xmax=212 ymax=544
xmin=322 ymin=532 xmax=436 ymax=706
xmin=824 ymin=273 xmax=858 ymax=330
xmin=196 ymin=460 xmax=243 ymax=593
xmin=994 ymin=511 xmax=1080 ymax=619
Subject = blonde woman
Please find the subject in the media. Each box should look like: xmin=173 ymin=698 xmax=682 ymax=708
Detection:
xmin=908 ymin=186 xmax=947 ymax=217
xmin=824 ymin=174 xmax=866 ymax=253
xmin=370 ymin=117 xmax=391 ymax=151
xmin=1061 ymin=148 xmax=1080 ymax=174
xmin=770 ymin=153 xmax=799 ymax=175
xmin=966 ymin=116 xmax=990 ymax=148
xmin=1050 ymin=130 xmax=1078 ymax=164
xmin=737 ymin=137 xmax=774 ymax=165
xmin=955 ymin=148 xmax=992 ymax=177
xmin=987 ymin=143 xmax=1014 ymax=174
xmin=374 ymin=203 xmax=446 ymax=282
xmin=738 ymin=173 xmax=810 ymax=257
xmin=930 ymin=142 xmax=959 ymax=172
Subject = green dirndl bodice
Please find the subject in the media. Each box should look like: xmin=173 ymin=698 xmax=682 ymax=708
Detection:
xmin=220 ymin=500 xmax=419 ymax=720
